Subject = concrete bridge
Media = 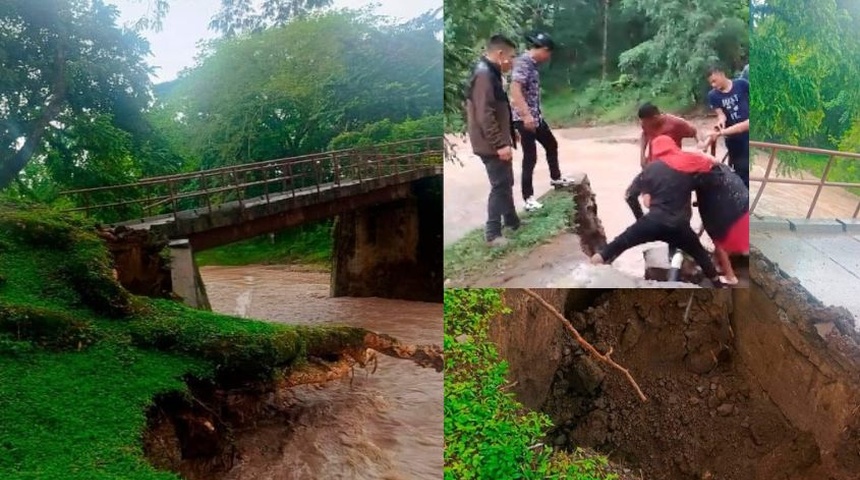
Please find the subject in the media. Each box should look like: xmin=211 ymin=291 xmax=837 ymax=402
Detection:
xmin=749 ymin=141 xmax=860 ymax=328
xmin=62 ymin=138 xmax=443 ymax=307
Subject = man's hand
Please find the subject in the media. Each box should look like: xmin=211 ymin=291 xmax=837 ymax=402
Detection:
xmin=523 ymin=115 xmax=538 ymax=131
xmin=497 ymin=145 xmax=513 ymax=161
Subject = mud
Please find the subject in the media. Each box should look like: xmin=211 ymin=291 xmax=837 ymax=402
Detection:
xmin=491 ymin=274 xmax=860 ymax=479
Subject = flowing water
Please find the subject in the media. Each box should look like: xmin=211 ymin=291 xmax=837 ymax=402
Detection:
xmin=200 ymin=265 xmax=443 ymax=480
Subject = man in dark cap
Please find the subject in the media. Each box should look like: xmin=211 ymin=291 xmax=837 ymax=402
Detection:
xmin=510 ymin=31 xmax=572 ymax=212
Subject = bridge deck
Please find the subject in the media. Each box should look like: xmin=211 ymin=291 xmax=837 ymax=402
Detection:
xmin=118 ymin=178 xmax=364 ymax=230
xmin=752 ymin=217 xmax=860 ymax=327
xmin=117 ymin=167 xmax=441 ymax=233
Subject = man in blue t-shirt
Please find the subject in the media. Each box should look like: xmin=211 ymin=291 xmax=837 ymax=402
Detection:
xmin=703 ymin=65 xmax=750 ymax=189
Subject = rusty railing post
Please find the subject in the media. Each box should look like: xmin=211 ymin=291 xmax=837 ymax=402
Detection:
xmin=332 ymin=153 xmax=340 ymax=186
xmin=750 ymin=147 xmax=777 ymax=215
xmin=231 ymin=167 xmax=244 ymax=211
xmin=168 ymin=179 xmax=179 ymax=222
xmin=200 ymin=173 xmax=212 ymax=214
xmin=315 ymin=160 xmax=322 ymax=197
xmin=806 ymin=155 xmax=835 ymax=218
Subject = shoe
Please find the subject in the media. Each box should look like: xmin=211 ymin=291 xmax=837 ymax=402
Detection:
xmin=524 ymin=196 xmax=543 ymax=211
xmin=486 ymin=237 xmax=510 ymax=248
xmin=550 ymin=176 xmax=574 ymax=186
xmin=719 ymin=275 xmax=739 ymax=286
xmin=506 ymin=219 xmax=526 ymax=231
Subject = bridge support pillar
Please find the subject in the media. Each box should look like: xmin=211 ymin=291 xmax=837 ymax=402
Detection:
xmin=331 ymin=177 xmax=442 ymax=302
xmin=169 ymin=239 xmax=211 ymax=310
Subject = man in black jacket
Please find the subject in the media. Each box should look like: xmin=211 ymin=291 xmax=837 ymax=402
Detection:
xmin=465 ymin=34 xmax=520 ymax=246
xmin=591 ymin=160 xmax=725 ymax=287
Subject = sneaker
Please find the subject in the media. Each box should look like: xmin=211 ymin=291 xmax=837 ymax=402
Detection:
xmin=719 ymin=275 xmax=739 ymax=286
xmin=486 ymin=237 xmax=510 ymax=248
xmin=550 ymin=176 xmax=574 ymax=186
xmin=524 ymin=196 xmax=543 ymax=211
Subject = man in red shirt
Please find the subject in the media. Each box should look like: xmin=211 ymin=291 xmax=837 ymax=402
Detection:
xmin=626 ymin=103 xmax=705 ymax=219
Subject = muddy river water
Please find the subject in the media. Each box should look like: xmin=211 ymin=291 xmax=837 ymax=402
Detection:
xmin=200 ymin=265 xmax=443 ymax=480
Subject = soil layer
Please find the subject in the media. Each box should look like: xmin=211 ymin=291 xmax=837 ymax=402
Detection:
xmin=491 ymin=279 xmax=860 ymax=479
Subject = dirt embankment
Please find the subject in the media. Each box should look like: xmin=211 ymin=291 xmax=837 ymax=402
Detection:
xmin=491 ymin=275 xmax=860 ymax=479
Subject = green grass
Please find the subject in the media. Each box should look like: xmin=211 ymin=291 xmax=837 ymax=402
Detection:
xmin=542 ymin=82 xmax=695 ymax=128
xmin=444 ymin=189 xmax=574 ymax=282
xmin=0 ymin=201 xmax=369 ymax=479
xmin=195 ymin=221 xmax=332 ymax=267
xmin=444 ymin=289 xmax=619 ymax=480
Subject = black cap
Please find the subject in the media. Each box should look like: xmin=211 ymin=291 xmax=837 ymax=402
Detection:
xmin=525 ymin=32 xmax=555 ymax=50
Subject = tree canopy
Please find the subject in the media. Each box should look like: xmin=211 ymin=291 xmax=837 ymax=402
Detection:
xmin=750 ymin=0 xmax=860 ymax=150
xmin=443 ymin=0 xmax=748 ymax=127
xmin=1 ymin=0 xmax=442 ymax=211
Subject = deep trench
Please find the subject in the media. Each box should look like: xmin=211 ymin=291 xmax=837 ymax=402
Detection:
xmin=491 ymin=269 xmax=860 ymax=479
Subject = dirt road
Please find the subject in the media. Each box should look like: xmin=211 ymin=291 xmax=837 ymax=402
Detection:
xmin=750 ymin=154 xmax=860 ymax=218
xmin=445 ymin=122 xmax=723 ymax=281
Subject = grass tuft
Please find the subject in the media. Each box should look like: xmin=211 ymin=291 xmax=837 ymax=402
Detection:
xmin=444 ymin=190 xmax=574 ymax=282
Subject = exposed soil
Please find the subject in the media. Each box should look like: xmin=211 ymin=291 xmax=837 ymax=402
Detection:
xmin=490 ymin=274 xmax=860 ymax=479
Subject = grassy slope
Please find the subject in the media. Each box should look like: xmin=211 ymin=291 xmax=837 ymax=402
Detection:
xmin=194 ymin=222 xmax=333 ymax=268
xmin=0 ymin=202 xmax=365 ymax=480
xmin=444 ymin=289 xmax=619 ymax=480
xmin=444 ymin=190 xmax=574 ymax=282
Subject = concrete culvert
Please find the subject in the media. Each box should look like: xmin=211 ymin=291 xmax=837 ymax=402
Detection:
xmin=489 ymin=272 xmax=860 ymax=479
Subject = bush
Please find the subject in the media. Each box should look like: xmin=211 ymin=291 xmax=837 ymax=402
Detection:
xmin=444 ymin=289 xmax=619 ymax=480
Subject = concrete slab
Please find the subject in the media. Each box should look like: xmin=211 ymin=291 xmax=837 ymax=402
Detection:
xmin=752 ymin=231 xmax=860 ymax=326
xmin=837 ymin=218 xmax=860 ymax=233
xmin=788 ymin=218 xmax=846 ymax=234
xmin=751 ymin=216 xmax=792 ymax=232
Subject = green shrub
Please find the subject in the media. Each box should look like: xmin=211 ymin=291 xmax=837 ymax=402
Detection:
xmin=444 ymin=289 xmax=619 ymax=480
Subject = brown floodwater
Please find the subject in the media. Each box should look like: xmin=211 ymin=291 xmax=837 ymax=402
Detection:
xmin=200 ymin=265 xmax=443 ymax=480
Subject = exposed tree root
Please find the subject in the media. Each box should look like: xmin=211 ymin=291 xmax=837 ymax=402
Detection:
xmin=361 ymin=332 xmax=443 ymax=372
xmin=523 ymin=288 xmax=647 ymax=402
xmin=280 ymin=331 xmax=442 ymax=388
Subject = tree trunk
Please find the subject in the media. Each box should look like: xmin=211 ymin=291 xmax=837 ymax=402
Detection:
xmin=602 ymin=0 xmax=610 ymax=81
xmin=0 ymin=48 xmax=67 ymax=190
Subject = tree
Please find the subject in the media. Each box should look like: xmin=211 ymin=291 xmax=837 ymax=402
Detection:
xmin=443 ymin=0 xmax=543 ymax=127
xmin=153 ymin=10 xmax=442 ymax=170
xmin=0 ymin=0 xmax=162 ymax=191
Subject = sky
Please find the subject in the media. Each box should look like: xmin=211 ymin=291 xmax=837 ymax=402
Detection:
xmin=108 ymin=0 xmax=441 ymax=82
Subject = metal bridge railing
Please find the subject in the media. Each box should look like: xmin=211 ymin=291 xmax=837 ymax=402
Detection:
xmin=60 ymin=137 xmax=443 ymax=222
xmin=749 ymin=141 xmax=860 ymax=219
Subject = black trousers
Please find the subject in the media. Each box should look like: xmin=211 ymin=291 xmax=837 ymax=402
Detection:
xmin=514 ymin=120 xmax=561 ymax=200
xmin=726 ymin=139 xmax=749 ymax=189
xmin=599 ymin=215 xmax=719 ymax=279
xmin=481 ymin=156 xmax=520 ymax=241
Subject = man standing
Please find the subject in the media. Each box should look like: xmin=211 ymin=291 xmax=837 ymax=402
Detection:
xmin=509 ymin=31 xmax=571 ymax=212
xmin=466 ymin=34 xmax=520 ymax=247
xmin=626 ymin=102 xmax=704 ymax=219
xmin=704 ymin=65 xmax=750 ymax=188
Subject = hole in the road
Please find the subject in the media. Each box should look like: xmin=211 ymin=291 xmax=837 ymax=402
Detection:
xmin=497 ymin=280 xmax=860 ymax=479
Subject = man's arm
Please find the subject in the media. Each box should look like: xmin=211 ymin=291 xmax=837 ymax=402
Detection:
xmin=639 ymin=132 xmax=648 ymax=168
xmin=472 ymin=73 xmax=507 ymax=150
xmin=510 ymin=82 xmax=531 ymax=122
xmin=707 ymin=91 xmax=726 ymax=128
xmin=719 ymin=119 xmax=749 ymax=136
